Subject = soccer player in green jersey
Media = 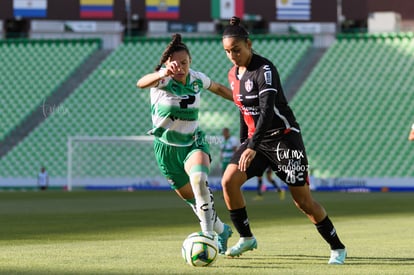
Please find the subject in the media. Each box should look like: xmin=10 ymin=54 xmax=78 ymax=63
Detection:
xmin=137 ymin=33 xmax=234 ymax=254
xmin=220 ymin=127 xmax=239 ymax=174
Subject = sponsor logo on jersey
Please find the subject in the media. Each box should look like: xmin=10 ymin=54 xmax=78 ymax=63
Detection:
xmin=263 ymin=65 xmax=272 ymax=85
xmin=236 ymin=93 xmax=243 ymax=102
xmin=264 ymin=71 xmax=272 ymax=85
xmin=245 ymin=79 xmax=253 ymax=92
xmin=241 ymin=105 xmax=259 ymax=115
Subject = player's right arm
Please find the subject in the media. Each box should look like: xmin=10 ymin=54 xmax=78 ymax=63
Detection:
xmin=136 ymin=70 xmax=166 ymax=88
xmin=137 ymin=61 xmax=179 ymax=88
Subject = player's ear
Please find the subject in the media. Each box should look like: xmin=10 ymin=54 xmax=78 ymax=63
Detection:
xmin=246 ymin=39 xmax=252 ymax=50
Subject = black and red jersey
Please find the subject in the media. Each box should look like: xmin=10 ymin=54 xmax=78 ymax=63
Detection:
xmin=228 ymin=53 xmax=299 ymax=150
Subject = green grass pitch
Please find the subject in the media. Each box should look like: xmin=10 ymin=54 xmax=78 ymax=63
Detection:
xmin=0 ymin=190 xmax=413 ymax=274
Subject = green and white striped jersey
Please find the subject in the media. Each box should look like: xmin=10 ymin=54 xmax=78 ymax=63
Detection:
xmin=220 ymin=136 xmax=239 ymax=163
xmin=149 ymin=68 xmax=211 ymax=147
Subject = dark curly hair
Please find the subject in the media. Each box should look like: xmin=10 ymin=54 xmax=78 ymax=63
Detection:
xmin=155 ymin=33 xmax=191 ymax=71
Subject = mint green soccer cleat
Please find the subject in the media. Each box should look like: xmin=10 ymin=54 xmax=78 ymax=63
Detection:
xmin=328 ymin=248 xmax=347 ymax=264
xmin=225 ymin=237 xmax=257 ymax=257
xmin=218 ymin=224 xmax=233 ymax=254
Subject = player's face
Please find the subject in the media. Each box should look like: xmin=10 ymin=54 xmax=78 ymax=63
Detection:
xmin=167 ymin=50 xmax=191 ymax=84
xmin=222 ymin=128 xmax=230 ymax=138
xmin=222 ymin=37 xmax=252 ymax=67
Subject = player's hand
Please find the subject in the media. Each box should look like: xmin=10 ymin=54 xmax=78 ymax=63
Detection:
xmin=239 ymin=148 xmax=256 ymax=172
xmin=165 ymin=61 xmax=180 ymax=76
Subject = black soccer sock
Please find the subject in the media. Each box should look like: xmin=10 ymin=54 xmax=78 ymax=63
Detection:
xmin=257 ymin=179 xmax=263 ymax=195
xmin=230 ymin=207 xmax=253 ymax=238
xmin=315 ymin=216 xmax=345 ymax=250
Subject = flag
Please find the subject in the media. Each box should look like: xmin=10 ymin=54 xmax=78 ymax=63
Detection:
xmin=211 ymin=0 xmax=244 ymax=20
xmin=13 ymin=0 xmax=47 ymax=18
xmin=276 ymin=0 xmax=311 ymax=21
xmin=80 ymin=0 xmax=114 ymax=19
xmin=146 ymin=0 xmax=180 ymax=20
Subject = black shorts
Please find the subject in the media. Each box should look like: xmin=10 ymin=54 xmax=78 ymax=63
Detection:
xmin=230 ymin=130 xmax=309 ymax=186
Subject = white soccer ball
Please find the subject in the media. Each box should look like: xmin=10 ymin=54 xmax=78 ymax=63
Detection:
xmin=181 ymin=231 xmax=219 ymax=267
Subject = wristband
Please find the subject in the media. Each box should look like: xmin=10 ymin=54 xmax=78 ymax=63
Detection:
xmin=158 ymin=69 xmax=166 ymax=79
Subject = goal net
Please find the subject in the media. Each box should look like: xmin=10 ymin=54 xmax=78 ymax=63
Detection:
xmin=67 ymin=135 xmax=224 ymax=191
xmin=68 ymin=136 xmax=161 ymax=191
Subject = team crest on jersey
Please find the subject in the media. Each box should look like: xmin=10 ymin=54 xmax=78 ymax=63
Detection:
xmin=192 ymin=82 xmax=200 ymax=93
xmin=245 ymin=79 xmax=253 ymax=92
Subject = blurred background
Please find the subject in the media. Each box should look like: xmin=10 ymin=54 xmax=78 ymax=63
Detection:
xmin=0 ymin=0 xmax=413 ymax=191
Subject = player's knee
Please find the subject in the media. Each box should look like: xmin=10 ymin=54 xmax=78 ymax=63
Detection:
xmin=221 ymin=171 xmax=244 ymax=192
xmin=221 ymin=174 xmax=236 ymax=193
xmin=221 ymin=174 xmax=229 ymax=188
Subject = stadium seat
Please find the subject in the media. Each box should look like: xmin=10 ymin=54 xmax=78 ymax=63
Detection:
xmin=291 ymin=33 xmax=414 ymax=178
xmin=0 ymin=39 xmax=100 ymax=141
xmin=0 ymin=35 xmax=313 ymax=178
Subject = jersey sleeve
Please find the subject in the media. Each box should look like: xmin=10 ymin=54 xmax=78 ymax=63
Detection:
xmin=247 ymin=64 xmax=279 ymax=150
xmin=191 ymin=70 xmax=212 ymax=89
xmin=256 ymin=63 xmax=279 ymax=94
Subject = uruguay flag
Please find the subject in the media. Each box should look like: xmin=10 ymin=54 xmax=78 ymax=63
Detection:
xmin=13 ymin=0 xmax=47 ymax=18
xmin=276 ymin=0 xmax=311 ymax=21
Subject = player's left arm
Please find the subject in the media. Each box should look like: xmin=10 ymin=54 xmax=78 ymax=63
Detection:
xmin=194 ymin=70 xmax=233 ymax=101
xmin=247 ymin=65 xmax=278 ymax=150
xmin=208 ymin=81 xmax=233 ymax=101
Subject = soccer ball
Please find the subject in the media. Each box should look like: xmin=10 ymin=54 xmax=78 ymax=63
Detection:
xmin=181 ymin=232 xmax=219 ymax=267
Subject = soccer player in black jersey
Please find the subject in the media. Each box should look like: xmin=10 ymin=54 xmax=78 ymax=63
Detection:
xmin=220 ymin=17 xmax=347 ymax=264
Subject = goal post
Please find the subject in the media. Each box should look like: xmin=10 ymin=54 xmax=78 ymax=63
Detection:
xmin=67 ymin=136 xmax=159 ymax=191
xmin=66 ymin=135 xmax=227 ymax=191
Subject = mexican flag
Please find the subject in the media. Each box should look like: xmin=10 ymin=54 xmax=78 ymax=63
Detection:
xmin=211 ymin=0 xmax=244 ymax=20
